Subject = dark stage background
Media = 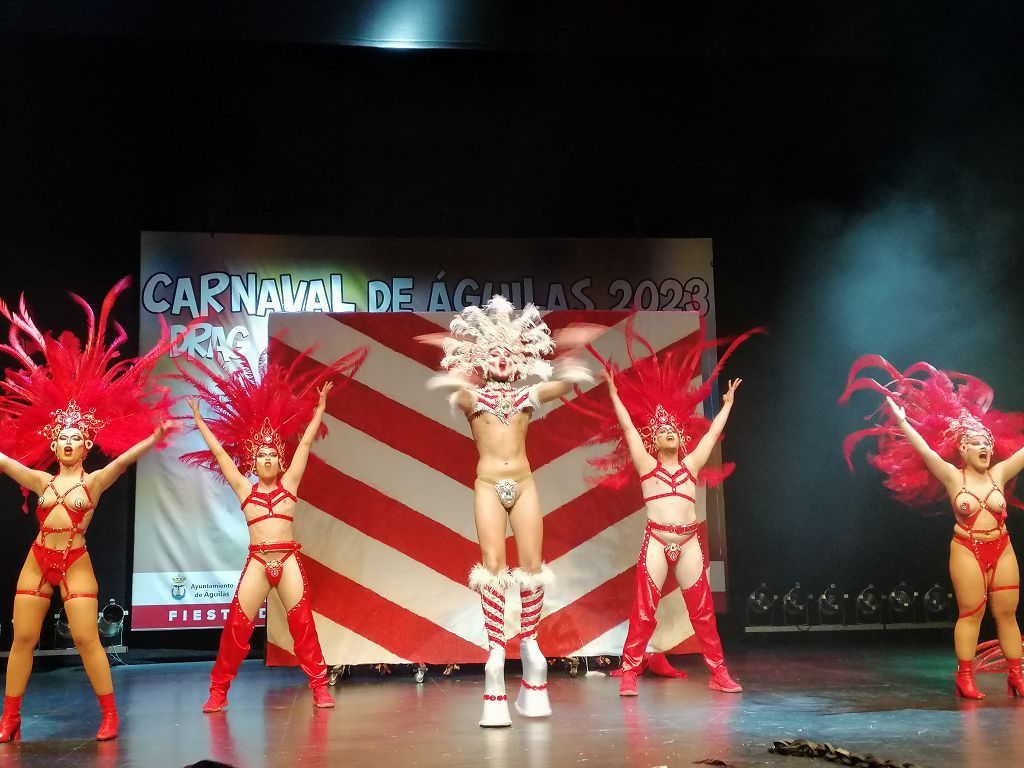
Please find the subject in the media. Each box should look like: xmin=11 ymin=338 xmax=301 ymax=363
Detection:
xmin=1 ymin=3 xmax=1023 ymax=650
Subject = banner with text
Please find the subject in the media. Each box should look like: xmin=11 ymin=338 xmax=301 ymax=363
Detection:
xmin=134 ymin=234 xmax=722 ymax=644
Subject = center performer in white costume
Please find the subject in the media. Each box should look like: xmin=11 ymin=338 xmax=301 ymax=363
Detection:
xmin=423 ymin=296 xmax=592 ymax=727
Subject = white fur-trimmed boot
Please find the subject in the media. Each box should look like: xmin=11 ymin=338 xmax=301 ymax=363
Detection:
xmin=511 ymin=564 xmax=555 ymax=718
xmin=470 ymin=564 xmax=512 ymax=727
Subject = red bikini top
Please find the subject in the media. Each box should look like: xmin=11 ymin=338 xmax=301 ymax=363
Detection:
xmin=242 ymin=482 xmax=296 ymax=526
xmin=36 ymin=471 xmax=94 ymax=532
xmin=639 ymin=462 xmax=696 ymax=504
xmin=953 ymin=469 xmax=1007 ymax=532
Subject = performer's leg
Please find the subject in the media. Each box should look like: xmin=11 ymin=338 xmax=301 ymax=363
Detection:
xmin=987 ymin=542 xmax=1023 ymax=695
xmin=62 ymin=554 xmax=119 ymax=739
xmin=950 ymin=539 xmax=988 ymax=699
xmin=509 ymin=482 xmax=554 ymax=717
xmin=618 ymin=532 xmax=670 ymax=696
xmin=205 ymin=559 xmax=266 ymax=713
xmin=2 ymin=553 xmax=51 ymax=743
xmin=678 ymin=539 xmax=741 ymax=693
xmin=6 ymin=553 xmax=52 ymax=696
xmin=473 ymin=482 xmax=514 ymax=727
xmin=278 ymin=555 xmax=334 ymax=708
xmin=470 ymin=563 xmax=512 ymax=727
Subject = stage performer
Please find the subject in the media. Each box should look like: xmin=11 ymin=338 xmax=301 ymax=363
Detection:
xmin=570 ymin=318 xmax=754 ymax=697
xmin=423 ymin=295 xmax=592 ymax=727
xmin=0 ymin=278 xmax=177 ymax=742
xmin=841 ymin=357 xmax=1024 ymax=699
xmin=176 ymin=343 xmax=366 ymax=713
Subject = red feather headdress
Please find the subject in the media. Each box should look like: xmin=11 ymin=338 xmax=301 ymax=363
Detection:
xmin=566 ymin=316 xmax=762 ymax=489
xmin=839 ymin=355 xmax=1024 ymax=510
xmin=174 ymin=341 xmax=367 ymax=477
xmin=0 ymin=277 xmax=176 ymax=470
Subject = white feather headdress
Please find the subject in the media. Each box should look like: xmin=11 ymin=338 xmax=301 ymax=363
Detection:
xmin=440 ymin=295 xmax=555 ymax=381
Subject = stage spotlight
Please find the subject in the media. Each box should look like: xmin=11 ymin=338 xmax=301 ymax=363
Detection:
xmin=885 ymin=582 xmax=915 ymax=623
xmin=922 ymin=584 xmax=952 ymax=622
xmin=745 ymin=583 xmax=776 ymax=626
xmin=855 ymin=584 xmax=882 ymax=623
xmin=817 ymin=583 xmax=846 ymax=624
xmin=782 ymin=583 xmax=810 ymax=625
xmin=97 ymin=600 xmax=127 ymax=639
xmin=53 ymin=608 xmax=72 ymax=648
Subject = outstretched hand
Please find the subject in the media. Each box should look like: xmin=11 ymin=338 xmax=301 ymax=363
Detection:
xmin=552 ymin=323 xmax=605 ymax=351
xmin=602 ymin=367 xmax=618 ymax=396
xmin=886 ymin=396 xmax=906 ymax=423
xmin=154 ymin=419 xmax=179 ymax=441
xmin=317 ymin=381 xmax=334 ymax=409
xmin=186 ymin=396 xmax=201 ymax=418
xmin=723 ymin=378 xmax=742 ymax=405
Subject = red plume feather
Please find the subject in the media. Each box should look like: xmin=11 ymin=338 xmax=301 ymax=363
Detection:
xmin=565 ymin=316 xmax=762 ymax=489
xmin=0 ymin=277 xmax=177 ymax=471
xmin=839 ymin=355 xmax=1024 ymax=511
xmin=174 ymin=339 xmax=367 ymax=477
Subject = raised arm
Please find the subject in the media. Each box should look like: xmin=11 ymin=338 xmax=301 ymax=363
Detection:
xmin=530 ymin=356 xmax=594 ymax=405
xmin=187 ymin=397 xmax=251 ymax=499
xmin=887 ymin=396 xmax=960 ymax=489
xmin=427 ymin=373 xmax=477 ymax=415
xmin=991 ymin=446 xmax=1024 ymax=487
xmin=685 ymin=379 xmax=741 ymax=476
xmin=281 ymin=382 xmax=332 ymax=489
xmin=605 ymin=369 xmax=655 ymax=473
xmin=0 ymin=451 xmax=50 ymax=497
xmin=87 ymin=419 xmax=178 ymax=497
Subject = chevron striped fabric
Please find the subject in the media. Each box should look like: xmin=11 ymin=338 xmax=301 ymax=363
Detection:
xmin=265 ymin=310 xmax=725 ymax=666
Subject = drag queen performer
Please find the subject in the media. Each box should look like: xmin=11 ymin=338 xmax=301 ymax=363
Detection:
xmin=571 ymin=320 xmax=753 ymax=696
xmin=841 ymin=357 xmax=1024 ymax=699
xmin=176 ymin=344 xmax=366 ymax=712
xmin=0 ymin=278 xmax=177 ymax=742
xmin=424 ymin=295 xmax=592 ymax=727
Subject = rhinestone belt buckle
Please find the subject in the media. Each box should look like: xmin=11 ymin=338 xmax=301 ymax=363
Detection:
xmin=494 ymin=479 xmax=519 ymax=510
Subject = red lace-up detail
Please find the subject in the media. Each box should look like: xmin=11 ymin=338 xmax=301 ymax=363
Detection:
xmin=17 ymin=471 xmax=97 ymax=601
xmin=953 ymin=469 xmax=1007 ymax=532
xmin=242 ymin=483 xmax=296 ymax=526
xmin=640 ymin=462 xmax=696 ymax=504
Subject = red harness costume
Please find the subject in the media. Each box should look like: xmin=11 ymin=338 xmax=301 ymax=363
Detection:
xmin=566 ymin=317 xmax=761 ymax=696
xmin=841 ymin=355 xmax=1024 ymax=700
xmin=206 ymin=480 xmax=330 ymax=711
xmin=17 ymin=473 xmax=96 ymax=601
xmin=175 ymin=343 xmax=366 ymax=714
xmin=0 ymin=277 xmax=177 ymax=743
xmin=951 ymin=469 xmax=1017 ymax=618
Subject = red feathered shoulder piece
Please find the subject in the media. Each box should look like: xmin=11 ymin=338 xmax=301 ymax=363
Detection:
xmin=0 ymin=277 xmax=175 ymax=470
xmin=565 ymin=315 xmax=762 ymax=489
xmin=839 ymin=355 xmax=1024 ymax=511
xmin=174 ymin=339 xmax=367 ymax=477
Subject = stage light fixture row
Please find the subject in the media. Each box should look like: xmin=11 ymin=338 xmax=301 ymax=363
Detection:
xmin=744 ymin=581 xmax=955 ymax=632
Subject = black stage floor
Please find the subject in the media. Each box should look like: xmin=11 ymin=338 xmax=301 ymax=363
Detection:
xmin=2 ymin=635 xmax=1023 ymax=767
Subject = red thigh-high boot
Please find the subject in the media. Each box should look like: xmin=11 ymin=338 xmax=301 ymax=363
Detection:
xmin=0 ymin=696 xmax=22 ymax=743
xmin=470 ymin=564 xmax=511 ymax=727
xmin=204 ymin=596 xmax=255 ymax=712
xmin=682 ymin=572 xmax=742 ymax=693
xmin=512 ymin=564 xmax=554 ymax=718
xmin=618 ymin=544 xmax=663 ymax=697
xmin=286 ymin=589 xmax=334 ymax=708
xmin=95 ymin=692 xmax=118 ymax=741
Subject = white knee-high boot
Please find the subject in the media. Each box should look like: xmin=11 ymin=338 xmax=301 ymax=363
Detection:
xmin=470 ymin=564 xmax=513 ymax=727
xmin=511 ymin=564 xmax=555 ymax=718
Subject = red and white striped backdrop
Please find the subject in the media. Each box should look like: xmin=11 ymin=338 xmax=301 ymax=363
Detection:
xmin=265 ymin=310 xmax=727 ymax=666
